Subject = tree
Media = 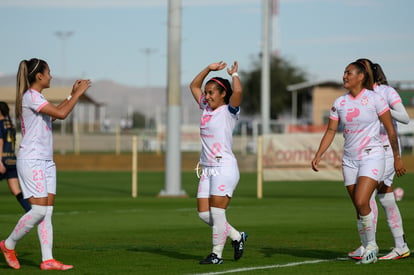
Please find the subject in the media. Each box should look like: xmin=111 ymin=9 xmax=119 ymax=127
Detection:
xmin=132 ymin=111 xmax=146 ymax=129
xmin=241 ymin=55 xmax=307 ymax=119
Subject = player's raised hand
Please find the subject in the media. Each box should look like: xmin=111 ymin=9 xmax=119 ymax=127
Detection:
xmin=208 ymin=61 xmax=227 ymax=72
xmin=227 ymin=61 xmax=238 ymax=75
xmin=72 ymin=79 xmax=91 ymax=96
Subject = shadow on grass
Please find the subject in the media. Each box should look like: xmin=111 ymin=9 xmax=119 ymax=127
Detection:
xmin=127 ymin=246 xmax=200 ymax=261
xmin=260 ymin=246 xmax=345 ymax=260
xmin=0 ymin=252 xmax=38 ymax=270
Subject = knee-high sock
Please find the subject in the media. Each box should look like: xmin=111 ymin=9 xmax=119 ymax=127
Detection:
xmin=357 ymin=218 xmax=367 ymax=247
xmin=5 ymin=205 xmax=47 ymax=249
xmin=210 ymin=207 xmax=232 ymax=258
xmin=198 ymin=211 xmax=213 ymax=226
xmin=355 ymin=190 xmax=377 ymax=248
xmin=199 ymin=211 xmax=240 ymax=241
xmin=370 ymin=190 xmax=378 ymax=232
xmin=38 ymin=206 xmax=54 ymax=261
xmin=360 ymin=211 xmax=377 ymax=248
xmin=378 ymin=192 xmax=405 ymax=248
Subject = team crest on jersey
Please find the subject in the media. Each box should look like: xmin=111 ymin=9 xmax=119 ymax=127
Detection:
xmin=361 ymin=96 xmax=369 ymax=105
xmin=331 ymin=106 xmax=336 ymax=112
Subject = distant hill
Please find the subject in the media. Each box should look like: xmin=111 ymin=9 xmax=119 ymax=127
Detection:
xmin=0 ymin=75 xmax=200 ymax=126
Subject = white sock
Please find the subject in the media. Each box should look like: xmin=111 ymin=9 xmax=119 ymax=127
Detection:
xmin=378 ymin=192 xmax=405 ymax=248
xmin=199 ymin=211 xmax=240 ymax=241
xmin=5 ymin=205 xmax=47 ymax=249
xmin=198 ymin=211 xmax=212 ymax=226
xmin=38 ymin=206 xmax=54 ymax=261
xmin=370 ymin=190 xmax=378 ymax=232
xmin=357 ymin=219 xmax=367 ymax=247
xmin=360 ymin=211 xmax=377 ymax=247
xmin=198 ymin=211 xmax=213 ymax=227
xmin=228 ymin=227 xmax=241 ymax=242
xmin=211 ymin=207 xmax=231 ymax=258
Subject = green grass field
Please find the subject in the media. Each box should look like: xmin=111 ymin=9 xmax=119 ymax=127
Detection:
xmin=0 ymin=171 xmax=413 ymax=274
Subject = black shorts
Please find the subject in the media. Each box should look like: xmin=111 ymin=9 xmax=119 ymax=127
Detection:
xmin=0 ymin=160 xmax=17 ymax=180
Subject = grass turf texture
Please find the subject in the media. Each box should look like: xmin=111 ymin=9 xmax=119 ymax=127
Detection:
xmin=0 ymin=171 xmax=413 ymax=274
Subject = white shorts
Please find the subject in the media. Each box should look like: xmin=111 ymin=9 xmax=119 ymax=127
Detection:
xmin=17 ymin=159 xmax=57 ymax=199
xmin=197 ymin=164 xmax=240 ymax=198
xmin=382 ymin=154 xmax=395 ymax=187
xmin=342 ymin=149 xmax=385 ymax=187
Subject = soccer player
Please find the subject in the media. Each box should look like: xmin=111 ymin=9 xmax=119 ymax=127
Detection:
xmin=311 ymin=59 xmax=406 ymax=264
xmin=0 ymin=101 xmax=31 ymax=212
xmin=0 ymin=58 xmax=90 ymax=270
xmin=347 ymin=59 xmax=410 ymax=260
xmin=189 ymin=61 xmax=247 ymax=264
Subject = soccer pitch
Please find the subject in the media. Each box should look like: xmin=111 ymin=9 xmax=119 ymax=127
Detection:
xmin=0 ymin=171 xmax=412 ymax=274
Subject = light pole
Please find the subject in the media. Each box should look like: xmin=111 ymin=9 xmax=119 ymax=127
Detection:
xmin=140 ymin=47 xmax=157 ymax=129
xmin=54 ymin=31 xmax=74 ymax=143
xmin=54 ymin=31 xmax=74 ymax=84
xmin=141 ymin=48 xmax=157 ymax=87
xmin=261 ymin=0 xmax=271 ymax=135
xmin=160 ymin=0 xmax=186 ymax=197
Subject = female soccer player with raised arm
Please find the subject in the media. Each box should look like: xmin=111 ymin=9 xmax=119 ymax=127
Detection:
xmin=0 ymin=58 xmax=90 ymax=270
xmin=189 ymin=61 xmax=247 ymax=264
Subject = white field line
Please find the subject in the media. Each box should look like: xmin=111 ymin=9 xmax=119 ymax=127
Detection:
xmin=0 ymin=207 xmax=194 ymax=219
xmin=188 ymin=259 xmax=336 ymax=275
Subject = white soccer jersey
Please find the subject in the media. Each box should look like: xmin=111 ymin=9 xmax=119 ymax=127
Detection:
xmin=374 ymin=84 xmax=402 ymax=157
xmin=330 ymin=88 xmax=389 ymax=160
xmin=199 ymin=95 xmax=239 ymax=167
xmin=18 ymin=89 xmax=53 ymax=160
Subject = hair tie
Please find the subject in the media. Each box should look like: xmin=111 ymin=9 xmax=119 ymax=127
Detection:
xmin=210 ymin=78 xmax=227 ymax=91
xmin=357 ymin=60 xmax=368 ymax=72
xmin=29 ymin=59 xmax=40 ymax=75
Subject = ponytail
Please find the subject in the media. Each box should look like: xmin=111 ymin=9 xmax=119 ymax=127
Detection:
xmin=15 ymin=60 xmax=29 ymax=119
xmin=15 ymin=58 xmax=48 ymax=119
xmin=372 ymin=63 xmax=388 ymax=85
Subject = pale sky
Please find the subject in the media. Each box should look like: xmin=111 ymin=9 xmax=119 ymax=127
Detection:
xmin=1 ymin=0 xmax=413 ymax=87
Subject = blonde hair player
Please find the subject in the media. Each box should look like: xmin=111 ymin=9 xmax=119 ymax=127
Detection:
xmin=190 ymin=61 xmax=247 ymax=264
xmin=0 ymin=58 xmax=91 ymax=270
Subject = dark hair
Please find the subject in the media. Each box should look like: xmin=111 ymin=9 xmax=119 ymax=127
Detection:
xmin=372 ymin=63 xmax=388 ymax=85
xmin=15 ymin=58 xmax=48 ymax=118
xmin=350 ymin=59 xmax=374 ymax=90
xmin=206 ymin=77 xmax=233 ymax=104
xmin=0 ymin=101 xmax=13 ymax=128
xmin=355 ymin=58 xmax=388 ymax=86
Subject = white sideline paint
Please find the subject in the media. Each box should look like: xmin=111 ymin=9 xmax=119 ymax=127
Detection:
xmin=189 ymin=259 xmax=332 ymax=275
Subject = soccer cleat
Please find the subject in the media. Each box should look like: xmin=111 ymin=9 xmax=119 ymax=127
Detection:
xmin=348 ymin=245 xmax=365 ymax=260
xmin=0 ymin=240 xmax=20 ymax=269
xmin=40 ymin=259 xmax=74 ymax=270
xmin=232 ymin=232 xmax=248 ymax=260
xmin=379 ymin=244 xmax=410 ymax=260
xmin=199 ymin=253 xmax=223 ymax=264
xmin=356 ymin=244 xmax=378 ymax=264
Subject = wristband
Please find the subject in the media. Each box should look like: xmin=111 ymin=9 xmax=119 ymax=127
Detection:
xmin=231 ymin=72 xmax=239 ymax=78
xmin=67 ymin=95 xmax=72 ymax=101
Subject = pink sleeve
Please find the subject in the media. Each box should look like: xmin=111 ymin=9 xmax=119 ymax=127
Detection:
xmin=36 ymin=101 xmax=49 ymax=112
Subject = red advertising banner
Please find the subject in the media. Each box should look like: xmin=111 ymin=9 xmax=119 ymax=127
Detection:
xmin=262 ymin=134 xmax=344 ymax=181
